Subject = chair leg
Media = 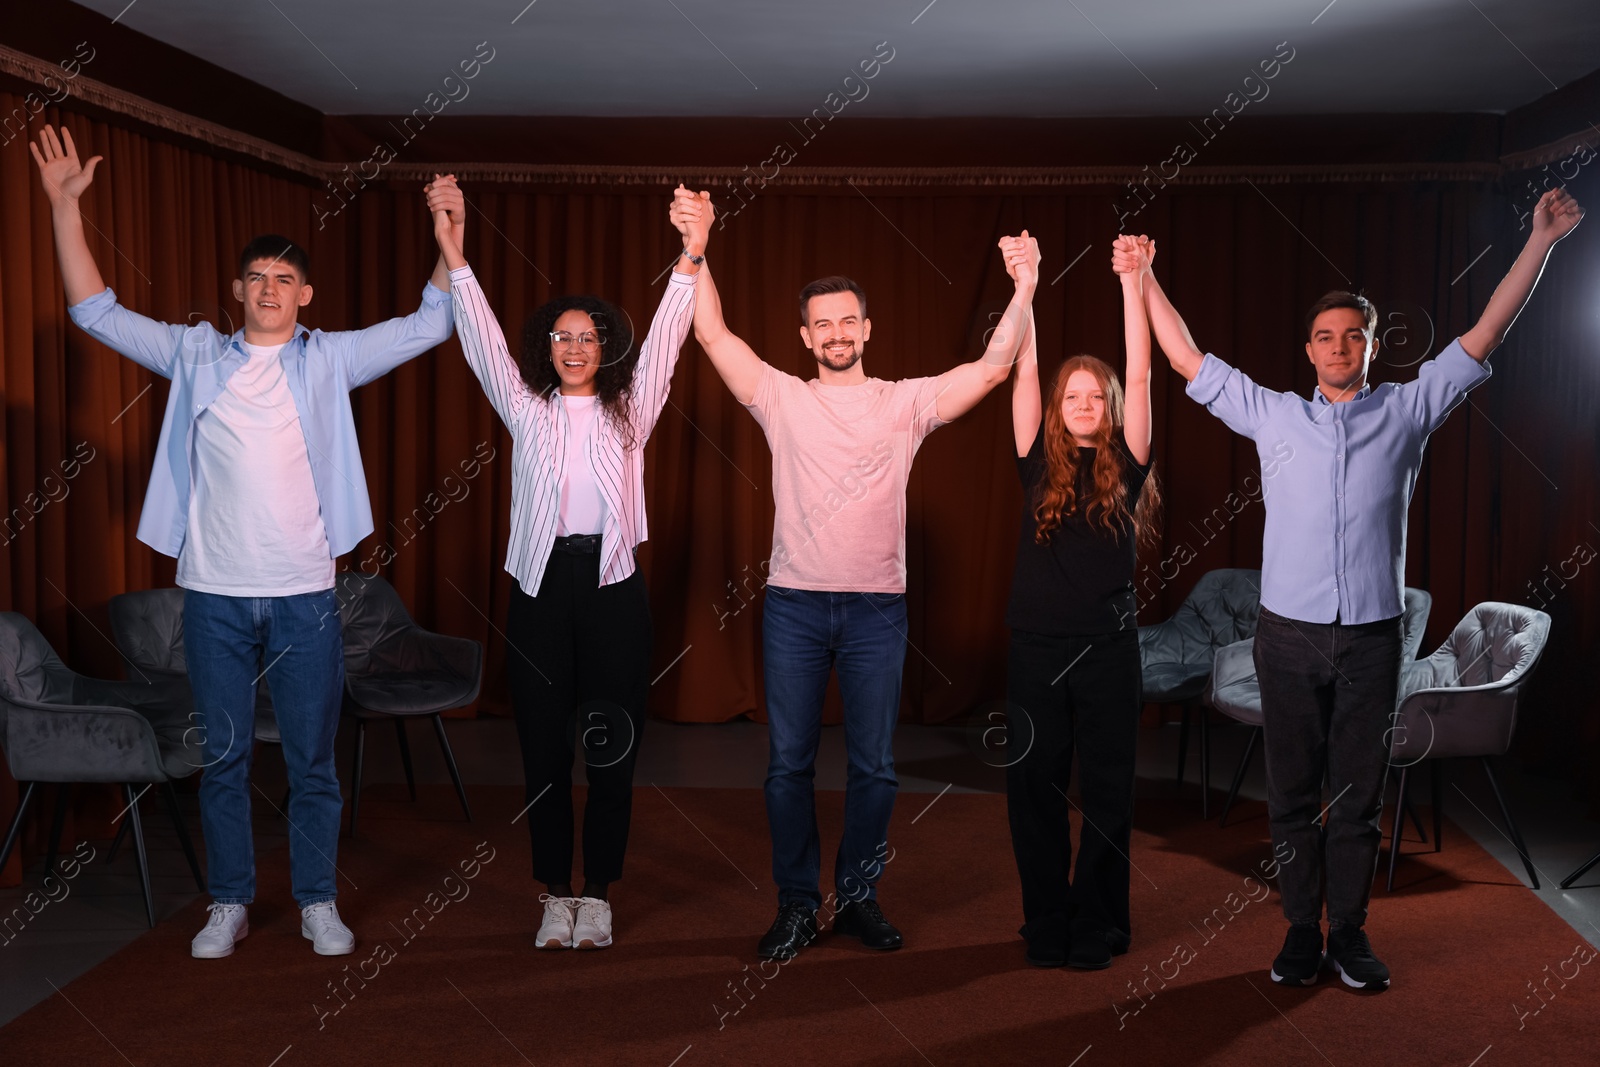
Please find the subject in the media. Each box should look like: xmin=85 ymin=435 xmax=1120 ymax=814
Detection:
xmin=348 ymin=719 xmax=367 ymax=838
xmin=395 ymin=718 xmax=417 ymax=801
xmin=107 ymin=810 xmax=131 ymax=863
xmin=45 ymin=784 xmax=70 ymax=877
xmin=1481 ymin=757 xmax=1539 ymax=890
xmin=1561 ymin=847 xmax=1600 ymax=890
xmin=432 ymin=714 xmax=473 ymax=822
xmin=1198 ymin=704 xmax=1211 ymax=819
xmin=1431 ymin=761 xmax=1444 ymax=853
xmin=124 ymin=784 xmax=157 ymax=929
xmin=1403 ymin=794 xmax=1428 ymax=844
xmin=1175 ymin=706 xmax=1190 ymax=785
xmin=1219 ymin=727 xmax=1260 ymax=828
xmin=162 ymin=781 xmax=205 ymax=893
xmin=1386 ymin=765 xmax=1410 ymax=892
xmin=0 ymin=782 xmax=39 ymax=872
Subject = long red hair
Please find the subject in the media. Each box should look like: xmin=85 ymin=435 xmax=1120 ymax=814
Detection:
xmin=1034 ymin=355 xmax=1161 ymax=548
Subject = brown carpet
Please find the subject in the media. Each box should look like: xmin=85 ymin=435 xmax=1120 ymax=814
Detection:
xmin=4 ymin=784 xmax=1597 ymax=1066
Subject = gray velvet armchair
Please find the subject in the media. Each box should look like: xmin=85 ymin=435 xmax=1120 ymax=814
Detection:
xmin=1385 ymin=602 xmax=1550 ymax=891
xmin=336 ymin=573 xmax=482 ymax=838
xmin=0 ymin=612 xmax=205 ymax=927
xmin=1138 ymin=568 xmax=1263 ymax=816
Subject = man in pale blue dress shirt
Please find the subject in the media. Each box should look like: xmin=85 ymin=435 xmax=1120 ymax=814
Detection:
xmin=1115 ymin=187 xmax=1583 ymax=991
xmin=32 ymin=126 xmax=461 ymax=961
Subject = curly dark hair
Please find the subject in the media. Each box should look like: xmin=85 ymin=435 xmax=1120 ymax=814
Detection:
xmin=519 ymin=296 xmax=639 ymax=449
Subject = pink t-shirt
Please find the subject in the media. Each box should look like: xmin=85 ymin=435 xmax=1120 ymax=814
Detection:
xmin=746 ymin=364 xmax=946 ymax=593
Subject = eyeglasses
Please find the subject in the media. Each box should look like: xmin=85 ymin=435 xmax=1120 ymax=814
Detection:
xmin=550 ymin=331 xmax=606 ymax=349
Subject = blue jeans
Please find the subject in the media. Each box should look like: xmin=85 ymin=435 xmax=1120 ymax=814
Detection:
xmin=762 ymin=586 xmax=907 ymax=910
xmin=184 ymin=589 xmax=345 ymax=907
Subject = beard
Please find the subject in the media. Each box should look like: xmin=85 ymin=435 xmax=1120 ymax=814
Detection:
xmin=814 ymin=341 xmax=863 ymax=372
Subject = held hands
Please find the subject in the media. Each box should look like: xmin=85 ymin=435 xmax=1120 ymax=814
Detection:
xmin=671 ymin=184 xmax=713 ymax=254
xmin=30 ymin=126 xmax=102 ymax=207
xmin=999 ymin=230 xmax=1041 ymax=289
xmin=424 ymin=174 xmax=466 ymax=263
xmin=1110 ymin=234 xmax=1156 ymax=278
xmin=1529 ymin=188 xmax=1584 ymax=247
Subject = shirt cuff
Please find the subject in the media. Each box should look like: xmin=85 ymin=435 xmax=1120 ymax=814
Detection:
xmin=423 ymin=279 xmax=452 ymax=303
xmin=67 ymin=286 xmax=117 ymax=324
xmin=1437 ymin=337 xmax=1492 ymax=389
xmin=1185 ymin=352 xmax=1230 ymax=406
xmin=448 ymin=265 xmax=476 ymax=286
xmin=666 ymin=267 xmax=697 ymax=287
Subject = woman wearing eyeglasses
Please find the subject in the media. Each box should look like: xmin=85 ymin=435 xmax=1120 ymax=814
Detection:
xmin=426 ymin=176 xmax=708 ymax=950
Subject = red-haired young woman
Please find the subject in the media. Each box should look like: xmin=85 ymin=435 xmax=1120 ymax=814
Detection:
xmin=1004 ymin=236 xmax=1161 ymax=969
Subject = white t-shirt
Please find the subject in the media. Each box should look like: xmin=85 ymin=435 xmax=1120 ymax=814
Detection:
xmin=177 ymin=341 xmax=336 ymax=596
xmin=556 ymin=394 xmax=606 ymax=537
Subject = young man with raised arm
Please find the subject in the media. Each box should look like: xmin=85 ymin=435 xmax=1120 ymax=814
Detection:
xmin=1116 ymin=187 xmax=1583 ymax=990
xmin=680 ymin=187 xmax=1040 ymax=959
xmin=32 ymin=125 xmax=462 ymax=960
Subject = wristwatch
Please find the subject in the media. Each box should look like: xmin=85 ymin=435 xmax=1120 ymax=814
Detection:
xmin=680 ymin=249 xmax=705 ymax=265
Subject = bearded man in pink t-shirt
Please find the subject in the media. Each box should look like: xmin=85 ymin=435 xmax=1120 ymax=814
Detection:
xmin=678 ymin=188 xmax=1041 ymax=960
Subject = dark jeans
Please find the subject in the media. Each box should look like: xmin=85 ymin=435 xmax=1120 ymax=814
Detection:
xmin=1005 ymin=628 xmax=1141 ymax=948
xmin=506 ymin=546 xmax=651 ymax=887
xmin=762 ymin=586 xmax=907 ymax=911
xmin=1253 ymin=607 xmax=1402 ymax=929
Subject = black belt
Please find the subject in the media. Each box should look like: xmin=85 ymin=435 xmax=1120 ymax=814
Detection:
xmin=552 ymin=533 xmax=601 ymax=554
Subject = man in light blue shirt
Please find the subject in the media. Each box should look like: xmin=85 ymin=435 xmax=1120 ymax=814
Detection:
xmin=32 ymin=125 xmax=461 ymax=961
xmin=1117 ymin=187 xmax=1583 ymax=991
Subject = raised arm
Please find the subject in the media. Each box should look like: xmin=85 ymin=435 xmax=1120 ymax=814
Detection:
xmin=1114 ymin=237 xmax=1154 ymax=465
xmin=686 ymin=190 xmax=766 ymax=406
xmin=32 ymin=126 xmax=107 ymax=306
xmin=936 ymin=231 xmax=1040 ymax=423
xmin=1010 ymin=305 xmax=1040 ymax=457
xmin=623 ymin=188 xmax=707 ymax=438
xmin=427 ymin=178 xmax=530 ymax=426
xmin=1459 ymin=188 xmax=1583 ymax=361
xmin=1114 ymin=235 xmax=1204 ymax=382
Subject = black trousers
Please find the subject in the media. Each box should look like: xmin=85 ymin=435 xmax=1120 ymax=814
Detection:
xmin=1005 ymin=628 xmax=1141 ymax=949
xmin=1252 ymin=607 xmax=1403 ymax=929
xmin=506 ymin=547 xmax=652 ymax=887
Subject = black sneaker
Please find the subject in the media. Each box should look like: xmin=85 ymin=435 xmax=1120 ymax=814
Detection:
xmin=1270 ymin=924 xmax=1323 ymax=986
xmin=757 ymin=903 xmax=818 ymax=961
xmin=1020 ymin=914 xmax=1068 ymax=968
xmin=832 ymin=899 xmax=903 ymax=951
xmin=1326 ymin=926 xmax=1390 ymax=990
xmin=1067 ymin=927 xmax=1113 ymax=970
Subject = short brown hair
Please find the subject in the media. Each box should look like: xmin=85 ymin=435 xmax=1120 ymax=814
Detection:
xmin=798 ymin=276 xmax=866 ymax=326
xmin=1304 ymin=291 xmax=1376 ymax=339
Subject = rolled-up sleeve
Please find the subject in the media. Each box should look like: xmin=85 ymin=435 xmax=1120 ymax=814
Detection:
xmin=67 ymin=288 xmax=187 ymax=378
xmin=1186 ymin=352 xmax=1281 ymax=440
xmin=1400 ymin=338 xmax=1492 ymax=435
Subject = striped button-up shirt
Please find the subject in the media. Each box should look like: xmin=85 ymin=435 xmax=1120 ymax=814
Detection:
xmin=450 ymin=265 xmax=695 ymax=594
xmin=1186 ymin=339 xmax=1490 ymax=625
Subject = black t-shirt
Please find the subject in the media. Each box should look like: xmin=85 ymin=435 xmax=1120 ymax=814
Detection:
xmin=1005 ymin=431 xmax=1150 ymax=637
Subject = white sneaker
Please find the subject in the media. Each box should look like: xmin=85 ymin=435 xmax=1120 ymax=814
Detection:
xmin=301 ymin=901 xmax=355 ymax=956
xmin=191 ymin=903 xmax=249 ymax=959
xmin=572 ymin=896 xmax=613 ymax=949
xmin=537 ymin=894 xmax=576 ymax=949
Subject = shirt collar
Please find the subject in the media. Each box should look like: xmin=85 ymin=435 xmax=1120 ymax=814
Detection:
xmin=227 ymin=323 xmax=311 ymax=354
xmin=1311 ymin=381 xmax=1372 ymax=405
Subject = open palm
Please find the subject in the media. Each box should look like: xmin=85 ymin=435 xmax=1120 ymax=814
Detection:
xmin=30 ymin=126 xmax=102 ymax=205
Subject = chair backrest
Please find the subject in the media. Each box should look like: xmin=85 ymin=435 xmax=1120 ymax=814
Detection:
xmin=0 ymin=613 xmax=78 ymax=705
xmin=1433 ymin=602 xmax=1550 ymax=690
xmin=108 ymin=589 xmax=188 ymax=673
xmin=1400 ymin=587 xmax=1432 ymax=662
xmin=1140 ymin=568 xmax=1263 ymax=666
xmin=336 ymin=573 xmax=417 ymax=677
